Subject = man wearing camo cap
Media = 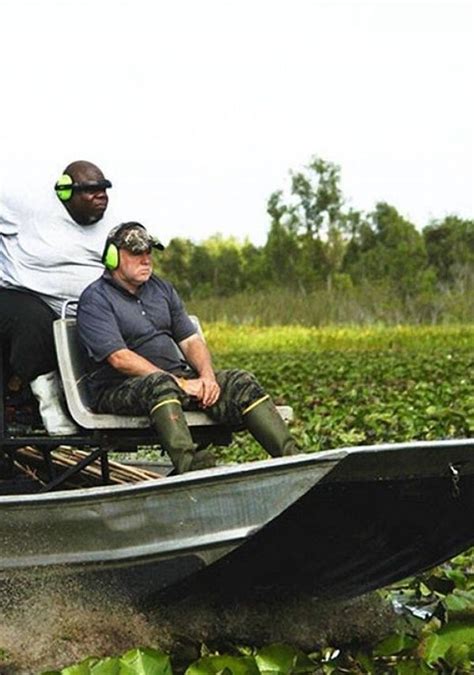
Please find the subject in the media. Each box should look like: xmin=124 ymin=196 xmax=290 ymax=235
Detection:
xmin=77 ymin=221 xmax=298 ymax=473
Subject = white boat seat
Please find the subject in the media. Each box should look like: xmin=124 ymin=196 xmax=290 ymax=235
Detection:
xmin=53 ymin=317 xmax=293 ymax=431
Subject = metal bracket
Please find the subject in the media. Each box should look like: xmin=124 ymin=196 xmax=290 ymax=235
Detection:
xmin=449 ymin=462 xmax=461 ymax=498
xmin=39 ymin=447 xmax=110 ymax=493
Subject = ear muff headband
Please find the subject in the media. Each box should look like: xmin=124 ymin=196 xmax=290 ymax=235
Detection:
xmin=55 ymin=176 xmax=112 ymax=202
xmin=55 ymin=174 xmax=74 ymax=202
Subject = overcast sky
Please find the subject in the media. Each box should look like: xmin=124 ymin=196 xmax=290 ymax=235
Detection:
xmin=0 ymin=0 xmax=472 ymax=245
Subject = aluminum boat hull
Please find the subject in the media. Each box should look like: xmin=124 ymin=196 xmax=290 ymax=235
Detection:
xmin=1 ymin=439 xmax=473 ymax=606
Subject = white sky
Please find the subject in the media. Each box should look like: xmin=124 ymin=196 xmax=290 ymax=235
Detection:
xmin=0 ymin=0 xmax=472 ymax=245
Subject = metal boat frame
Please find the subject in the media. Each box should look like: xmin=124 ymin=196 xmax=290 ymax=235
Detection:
xmin=0 ymin=316 xmax=291 ymax=492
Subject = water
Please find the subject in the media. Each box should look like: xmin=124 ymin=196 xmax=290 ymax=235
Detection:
xmin=0 ymin=577 xmax=166 ymax=674
xmin=0 ymin=574 xmax=396 ymax=673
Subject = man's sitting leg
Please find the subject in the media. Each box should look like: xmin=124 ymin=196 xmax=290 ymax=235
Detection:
xmin=209 ymin=369 xmax=298 ymax=457
xmin=0 ymin=289 xmax=78 ymax=435
xmin=97 ymin=372 xmax=215 ymax=473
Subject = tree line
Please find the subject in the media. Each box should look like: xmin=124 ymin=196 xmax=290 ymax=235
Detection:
xmin=155 ymin=157 xmax=473 ymax=321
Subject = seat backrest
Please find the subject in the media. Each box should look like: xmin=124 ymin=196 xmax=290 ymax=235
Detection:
xmin=53 ymin=316 xmax=220 ymax=430
xmin=53 ymin=318 xmax=140 ymax=429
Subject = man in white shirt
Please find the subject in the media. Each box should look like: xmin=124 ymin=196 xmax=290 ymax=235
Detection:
xmin=0 ymin=160 xmax=115 ymax=434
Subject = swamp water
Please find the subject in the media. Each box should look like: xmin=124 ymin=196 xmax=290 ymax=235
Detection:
xmin=0 ymin=573 xmax=396 ymax=673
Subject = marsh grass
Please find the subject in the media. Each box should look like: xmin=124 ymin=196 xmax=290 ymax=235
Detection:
xmin=203 ymin=322 xmax=474 ymax=354
xmin=203 ymin=323 xmax=473 ymax=461
xmin=187 ymin=285 xmax=474 ymax=326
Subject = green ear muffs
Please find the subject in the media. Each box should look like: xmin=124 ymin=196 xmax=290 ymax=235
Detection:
xmin=54 ymin=174 xmax=74 ymax=201
xmin=103 ymin=242 xmax=120 ymax=270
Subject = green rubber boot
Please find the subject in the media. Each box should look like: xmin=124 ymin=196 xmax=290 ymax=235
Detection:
xmin=243 ymin=396 xmax=298 ymax=457
xmin=150 ymin=400 xmax=197 ymax=474
xmin=190 ymin=448 xmax=217 ymax=471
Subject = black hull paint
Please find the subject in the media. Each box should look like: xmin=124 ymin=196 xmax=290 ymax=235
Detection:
xmin=155 ymin=443 xmax=474 ymax=605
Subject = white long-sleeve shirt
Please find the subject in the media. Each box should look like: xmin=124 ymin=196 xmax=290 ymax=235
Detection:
xmin=0 ymin=179 xmax=116 ymax=316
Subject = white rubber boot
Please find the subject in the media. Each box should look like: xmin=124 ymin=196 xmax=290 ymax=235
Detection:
xmin=30 ymin=371 xmax=79 ymax=435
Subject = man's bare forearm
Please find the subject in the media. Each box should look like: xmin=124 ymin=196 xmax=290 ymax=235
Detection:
xmin=179 ymin=335 xmax=215 ymax=379
xmin=179 ymin=335 xmax=220 ymax=406
xmin=107 ymin=349 xmax=166 ymax=377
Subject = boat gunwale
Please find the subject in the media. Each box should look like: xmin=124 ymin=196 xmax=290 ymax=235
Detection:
xmin=0 ymin=449 xmax=346 ymax=505
xmin=1 ymin=438 xmax=473 ymax=506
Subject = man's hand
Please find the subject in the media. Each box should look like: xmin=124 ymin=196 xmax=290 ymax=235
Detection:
xmin=178 ymin=375 xmax=220 ymax=408
xmin=198 ymin=375 xmax=221 ymax=407
xmin=178 ymin=334 xmax=221 ymax=407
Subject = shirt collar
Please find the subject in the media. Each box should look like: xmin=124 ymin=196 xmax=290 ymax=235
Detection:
xmin=102 ymin=270 xmax=148 ymax=298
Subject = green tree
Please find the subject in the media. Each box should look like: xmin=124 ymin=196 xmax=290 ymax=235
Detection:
xmin=345 ymin=202 xmax=431 ymax=296
xmin=188 ymin=243 xmax=214 ymax=297
xmin=265 ymin=156 xmax=355 ymax=290
xmin=423 ymin=215 xmax=474 ymax=286
xmin=207 ymin=235 xmax=244 ymax=296
xmin=288 ymin=156 xmax=344 ymax=238
xmin=240 ymin=240 xmax=267 ymax=290
xmin=264 ymin=219 xmax=302 ymax=288
xmin=158 ymin=237 xmax=194 ymax=297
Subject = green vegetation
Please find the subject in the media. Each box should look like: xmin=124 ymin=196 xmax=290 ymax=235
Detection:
xmin=187 ymin=285 xmax=473 ymax=326
xmin=205 ymin=324 xmax=473 ymax=463
xmin=156 ymin=156 xmax=473 ymax=325
xmin=37 ymin=325 xmax=474 ymax=674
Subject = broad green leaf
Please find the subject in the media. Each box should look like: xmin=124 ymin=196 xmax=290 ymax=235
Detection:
xmin=185 ymin=655 xmax=259 ymax=675
xmin=394 ymin=660 xmax=432 ymax=675
xmin=419 ymin=583 xmax=432 ymax=598
xmin=90 ymin=658 xmax=121 ymax=674
xmin=373 ymin=632 xmax=417 ymax=656
xmin=444 ymin=590 xmax=474 ymax=616
xmin=352 ymin=651 xmax=376 ymax=671
xmin=443 ymin=642 xmax=471 ymax=669
xmin=120 ymin=648 xmax=172 ymax=675
xmin=422 ymin=621 xmax=474 ymax=663
xmin=445 ymin=568 xmax=467 ymax=584
xmin=58 ymin=658 xmax=102 ymax=674
xmin=255 ymin=644 xmax=315 ymax=674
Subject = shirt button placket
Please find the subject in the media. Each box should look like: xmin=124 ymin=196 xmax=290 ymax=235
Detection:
xmin=137 ymin=298 xmax=146 ymax=316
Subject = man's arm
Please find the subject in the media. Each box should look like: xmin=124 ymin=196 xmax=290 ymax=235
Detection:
xmin=107 ymin=349 xmax=184 ymax=388
xmin=107 ymin=349 xmax=161 ymax=376
xmin=179 ymin=334 xmax=221 ymax=407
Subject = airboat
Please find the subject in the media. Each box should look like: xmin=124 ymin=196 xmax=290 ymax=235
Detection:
xmin=1 ymin=317 xmax=473 ymax=607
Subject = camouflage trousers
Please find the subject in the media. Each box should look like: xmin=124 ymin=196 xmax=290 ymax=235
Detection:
xmin=96 ymin=369 xmax=267 ymax=427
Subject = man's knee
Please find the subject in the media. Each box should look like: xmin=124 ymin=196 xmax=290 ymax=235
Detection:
xmin=0 ymin=290 xmax=57 ymax=382
xmin=139 ymin=371 xmax=183 ymax=412
xmin=98 ymin=372 xmax=181 ymax=416
xmin=217 ymin=368 xmax=266 ymax=412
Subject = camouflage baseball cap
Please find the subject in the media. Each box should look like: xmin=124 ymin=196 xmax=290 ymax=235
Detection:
xmin=111 ymin=222 xmax=165 ymax=253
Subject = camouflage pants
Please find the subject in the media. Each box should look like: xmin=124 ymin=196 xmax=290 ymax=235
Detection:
xmin=96 ymin=369 xmax=267 ymax=427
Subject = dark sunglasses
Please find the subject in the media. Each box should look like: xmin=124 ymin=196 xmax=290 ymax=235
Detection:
xmin=72 ymin=179 xmax=112 ymax=194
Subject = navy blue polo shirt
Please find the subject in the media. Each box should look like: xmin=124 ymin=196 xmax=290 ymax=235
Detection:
xmin=77 ymin=272 xmax=197 ymax=405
